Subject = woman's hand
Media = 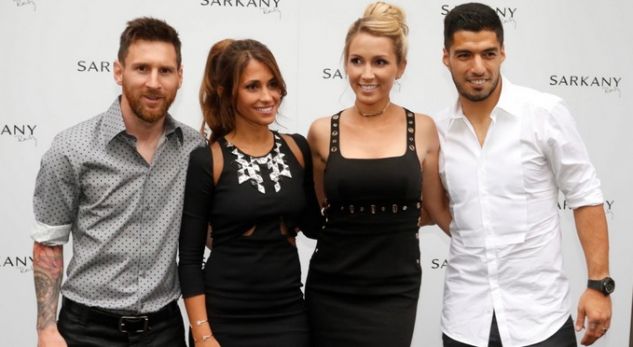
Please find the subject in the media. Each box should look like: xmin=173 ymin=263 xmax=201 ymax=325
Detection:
xmin=195 ymin=335 xmax=221 ymax=347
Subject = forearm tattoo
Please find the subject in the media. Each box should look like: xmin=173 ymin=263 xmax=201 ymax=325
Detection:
xmin=33 ymin=243 xmax=64 ymax=330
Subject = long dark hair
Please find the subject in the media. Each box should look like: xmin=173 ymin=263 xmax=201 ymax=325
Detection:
xmin=199 ymin=39 xmax=287 ymax=142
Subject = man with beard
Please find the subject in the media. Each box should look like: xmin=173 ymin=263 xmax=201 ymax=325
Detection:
xmin=31 ymin=17 xmax=203 ymax=347
xmin=436 ymin=3 xmax=612 ymax=347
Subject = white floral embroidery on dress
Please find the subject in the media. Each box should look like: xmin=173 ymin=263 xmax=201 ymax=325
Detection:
xmin=226 ymin=133 xmax=292 ymax=194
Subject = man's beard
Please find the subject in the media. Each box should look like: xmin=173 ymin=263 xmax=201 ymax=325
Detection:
xmin=454 ymin=75 xmax=499 ymax=102
xmin=123 ymin=85 xmax=175 ymax=124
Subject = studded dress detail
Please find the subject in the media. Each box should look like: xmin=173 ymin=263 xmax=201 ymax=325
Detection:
xmin=305 ymin=108 xmax=422 ymax=347
xmin=179 ymin=132 xmax=320 ymax=347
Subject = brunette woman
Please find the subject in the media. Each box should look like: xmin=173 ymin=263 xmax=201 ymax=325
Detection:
xmin=178 ymin=39 xmax=319 ymax=347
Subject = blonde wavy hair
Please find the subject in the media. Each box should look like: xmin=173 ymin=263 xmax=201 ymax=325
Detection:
xmin=343 ymin=1 xmax=409 ymax=64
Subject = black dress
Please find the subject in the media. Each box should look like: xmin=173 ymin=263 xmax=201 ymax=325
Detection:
xmin=178 ymin=132 xmax=319 ymax=347
xmin=305 ymin=109 xmax=422 ymax=347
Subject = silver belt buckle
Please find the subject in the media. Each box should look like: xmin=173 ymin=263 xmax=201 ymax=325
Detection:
xmin=119 ymin=315 xmax=149 ymax=333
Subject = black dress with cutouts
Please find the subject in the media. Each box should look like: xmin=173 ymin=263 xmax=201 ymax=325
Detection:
xmin=305 ymin=109 xmax=422 ymax=347
xmin=178 ymin=132 xmax=319 ymax=347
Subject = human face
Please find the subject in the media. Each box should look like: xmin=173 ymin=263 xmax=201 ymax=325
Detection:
xmin=346 ymin=32 xmax=405 ymax=109
xmin=234 ymin=59 xmax=281 ymax=128
xmin=443 ymin=30 xmax=505 ymax=102
xmin=114 ymin=39 xmax=182 ymax=124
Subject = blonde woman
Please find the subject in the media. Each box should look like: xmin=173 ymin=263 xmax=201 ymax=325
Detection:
xmin=305 ymin=2 xmax=449 ymax=346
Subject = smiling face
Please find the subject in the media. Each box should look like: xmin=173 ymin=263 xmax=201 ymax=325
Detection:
xmin=234 ymin=59 xmax=281 ymax=128
xmin=443 ymin=30 xmax=505 ymax=103
xmin=346 ymin=31 xmax=406 ymax=110
xmin=114 ymin=39 xmax=182 ymax=124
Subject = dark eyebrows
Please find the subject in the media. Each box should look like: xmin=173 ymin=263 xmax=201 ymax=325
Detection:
xmin=129 ymin=62 xmax=177 ymax=71
xmin=452 ymin=46 xmax=499 ymax=55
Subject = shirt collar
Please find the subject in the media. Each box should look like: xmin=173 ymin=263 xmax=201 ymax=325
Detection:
xmin=446 ymin=76 xmax=519 ymax=129
xmin=101 ymin=96 xmax=183 ymax=145
xmin=494 ymin=76 xmax=522 ymax=117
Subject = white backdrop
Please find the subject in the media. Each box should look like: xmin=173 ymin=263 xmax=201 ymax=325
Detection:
xmin=1 ymin=1 xmax=631 ymax=346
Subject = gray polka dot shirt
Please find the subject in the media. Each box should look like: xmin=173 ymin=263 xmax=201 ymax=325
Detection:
xmin=32 ymin=98 xmax=205 ymax=313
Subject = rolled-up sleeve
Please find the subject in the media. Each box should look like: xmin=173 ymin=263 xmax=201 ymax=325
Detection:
xmin=32 ymin=135 xmax=78 ymax=245
xmin=544 ymin=101 xmax=603 ymax=208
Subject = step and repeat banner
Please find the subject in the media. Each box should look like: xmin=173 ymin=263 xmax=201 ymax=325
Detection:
xmin=1 ymin=0 xmax=631 ymax=346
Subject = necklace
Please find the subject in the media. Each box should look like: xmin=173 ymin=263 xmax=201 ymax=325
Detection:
xmin=226 ymin=133 xmax=292 ymax=194
xmin=355 ymin=101 xmax=391 ymax=117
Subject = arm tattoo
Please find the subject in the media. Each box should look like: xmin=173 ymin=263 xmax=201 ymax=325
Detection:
xmin=33 ymin=242 xmax=64 ymax=331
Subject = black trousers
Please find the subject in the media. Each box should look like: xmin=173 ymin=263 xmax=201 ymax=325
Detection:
xmin=58 ymin=298 xmax=186 ymax=347
xmin=443 ymin=313 xmax=577 ymax=347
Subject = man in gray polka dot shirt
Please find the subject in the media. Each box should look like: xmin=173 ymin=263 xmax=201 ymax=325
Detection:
xmin=31 ymin=17 xmax=204 ymax=347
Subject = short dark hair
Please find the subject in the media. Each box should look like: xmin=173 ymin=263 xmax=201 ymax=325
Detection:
xmin=443 ymin=3 xmax=503 ymax=50
xmin=118 ymin=17 xmax=182 ymax=67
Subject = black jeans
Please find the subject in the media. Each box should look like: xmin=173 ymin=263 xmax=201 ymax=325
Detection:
xmin=443 ymin=313 xmax=577 ymax=347
xmin=58 ymin=298 xmax=186 ymax=347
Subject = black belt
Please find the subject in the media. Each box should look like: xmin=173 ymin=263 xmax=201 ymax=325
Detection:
xmin=323 ymin=201 xmax=421 ymax=216
xmin=61 ymin=297 xmax=179 ymax=334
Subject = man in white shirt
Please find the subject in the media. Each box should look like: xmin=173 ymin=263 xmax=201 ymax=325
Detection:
xmin=436 ymin=3 xmax=613 ymax=346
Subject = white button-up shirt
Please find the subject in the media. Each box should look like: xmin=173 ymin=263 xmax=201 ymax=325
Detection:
xmin=436 ymin=77 xmax=603 ymax=346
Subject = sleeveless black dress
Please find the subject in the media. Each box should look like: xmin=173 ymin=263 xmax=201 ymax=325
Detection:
xmin=305 ymin=109 xmax=422 ymax=347
xmin=179 ymin=132 xmax=319 ymax=347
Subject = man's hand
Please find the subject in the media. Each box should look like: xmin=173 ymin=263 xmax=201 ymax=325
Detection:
xmin=575 ymin=288 xmax=612 ymax=345
xmin=37 ymin=326 xmax=67 ymax=347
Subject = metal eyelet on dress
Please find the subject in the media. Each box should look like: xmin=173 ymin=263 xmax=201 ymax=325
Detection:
xmin=333 ymin=122 xmax=338 ymax=128
xmin=332 ymin=139 xmax=338 ymax=143
xmin=402 ymin=205 xmax=408 ymax=211
xmin=331 ymin=130 xmax=338 ymax=136
xmin=331 ymin=147 xmax=338 ymax=152
xmin=408 ymin=127 xmax=414 ymax=133
xmin=333 ymin=115 xmax=340 ymax=120
xmin=359 ymin=206 xmax=365 ymax=213
xmin=381 ymin=206 xmax=386 ymax=212
xmin=370 ymin=204 xmax=376 ymax=214
xmin=409 ymin=145 xmax=415 ymax=151
xmin=416 ymin=202 xmax=421 ymax=209
xmin=349 ymin=205 xmax=355 ymax=214
xmin=408 ymin=120 xmax=414 ymax=125
xmin=392 ymin=204 xmax=398 ymax=213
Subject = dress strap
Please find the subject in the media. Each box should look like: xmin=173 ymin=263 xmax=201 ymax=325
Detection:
xmin=404 ymin=108 xmax=416 ymax=153
xmin=329 ymin=111 xmax=343 ymax=156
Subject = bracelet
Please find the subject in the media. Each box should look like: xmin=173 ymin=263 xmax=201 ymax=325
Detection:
xmin=195 ymin=319 xmax=208 ymax=326
xmin=194 ymin=334 xmax=213 ymax=342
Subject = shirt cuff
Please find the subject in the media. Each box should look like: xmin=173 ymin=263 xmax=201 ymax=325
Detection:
xmin=31 ymin=221 xmax=71 ymax=245
xmin=566 ymin=189 xmax=604 ymax=209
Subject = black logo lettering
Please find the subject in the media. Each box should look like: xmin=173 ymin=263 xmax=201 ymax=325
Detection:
xmin=431 ymin=258 xmax=448 ymax=269
xmin=77 ymin=60 xmax=112 ymax=72
xmin=322 ymin=68 xmax=344 ymax=80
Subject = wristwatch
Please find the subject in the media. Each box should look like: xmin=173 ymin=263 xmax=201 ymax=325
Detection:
xmin=587 ymin=277 xmax=615 ymax=296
